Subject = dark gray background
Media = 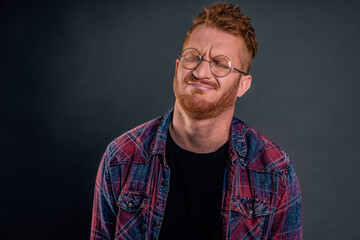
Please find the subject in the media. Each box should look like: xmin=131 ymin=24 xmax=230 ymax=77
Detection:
xmin=1 ymin=0 xmax=360 ymax=239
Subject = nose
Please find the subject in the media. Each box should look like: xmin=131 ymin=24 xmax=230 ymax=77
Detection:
xmin=192 ymin=59 xmax=212 ymax=79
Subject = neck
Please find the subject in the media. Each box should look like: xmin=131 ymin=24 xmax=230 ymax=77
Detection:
xmin=170 ymin=102 xmax=234 ymax=153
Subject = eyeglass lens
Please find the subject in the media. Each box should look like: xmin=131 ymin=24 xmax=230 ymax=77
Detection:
xmin=179 ymin=48 xmax=232 ymax=77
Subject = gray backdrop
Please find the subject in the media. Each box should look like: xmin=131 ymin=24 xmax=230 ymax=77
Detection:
xmin=1 ymin=0 xmax=360 ymax=239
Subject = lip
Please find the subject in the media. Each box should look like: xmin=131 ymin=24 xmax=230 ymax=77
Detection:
xmin=187 ymin=81 xmax=216 ymax=90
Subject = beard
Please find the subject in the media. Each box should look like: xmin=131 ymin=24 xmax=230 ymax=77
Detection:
xmin=173 ymin=72 xmax=239 ymax=120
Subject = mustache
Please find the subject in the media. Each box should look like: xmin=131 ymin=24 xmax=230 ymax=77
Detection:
xmin=184 ymin=74 xmax=219 ymax=90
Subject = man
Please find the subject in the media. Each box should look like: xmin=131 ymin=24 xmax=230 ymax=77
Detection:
xmin=91 ymin=3 xmax=302 ymax=240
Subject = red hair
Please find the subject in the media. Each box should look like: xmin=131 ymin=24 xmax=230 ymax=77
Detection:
xmin=184 ymin=3 xmax=258 ymax=72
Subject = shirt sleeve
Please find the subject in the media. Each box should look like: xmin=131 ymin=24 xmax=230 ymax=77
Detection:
xmin=271 ymin=159 xmax=302 ymax=239
xmin=90 ymin=146 xmax=118 ymax=240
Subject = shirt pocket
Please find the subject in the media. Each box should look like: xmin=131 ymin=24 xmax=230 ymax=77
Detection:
xmin=229 ymin=197 xmax=270 ymax=239
xmin=115 ymin=192 xmax=149 ymax=239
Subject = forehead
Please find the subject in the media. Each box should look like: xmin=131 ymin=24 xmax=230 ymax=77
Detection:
xmin=183 ymin=25 xmax=247 ymax=60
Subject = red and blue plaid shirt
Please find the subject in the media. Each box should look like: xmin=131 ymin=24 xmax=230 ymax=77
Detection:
xmin=91 ymin=109 xmax=302 ymax=239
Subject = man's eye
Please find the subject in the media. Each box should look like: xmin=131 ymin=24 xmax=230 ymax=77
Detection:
xmin=213 ymin=60 xmax=230 ymax=69
xmin=185 ymin=55 xmax=200 ymax=62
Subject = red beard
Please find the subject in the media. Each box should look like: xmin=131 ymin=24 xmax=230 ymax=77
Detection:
xmin=173 ymin=72 xmax=239 ymax=120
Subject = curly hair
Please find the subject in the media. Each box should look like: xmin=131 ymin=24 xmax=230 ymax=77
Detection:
xmin=184 ymin=3 xmax=258 ymax=72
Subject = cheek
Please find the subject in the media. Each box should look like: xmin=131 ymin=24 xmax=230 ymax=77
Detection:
xmin=176 ymin=68 xmax=192 ymax=82
xmin=221 ymin=76 xmax=238 ymax=89
xmin=223 ymin=78 xmax=240 ymax=95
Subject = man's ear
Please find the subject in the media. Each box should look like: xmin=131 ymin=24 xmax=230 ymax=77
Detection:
xmin=237 ymin=74 xmax=252 ymax=98
xmin=175 ymin=59 xmax=179 ymax=71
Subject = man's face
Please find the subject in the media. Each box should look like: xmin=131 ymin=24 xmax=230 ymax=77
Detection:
xmin=173 ymin=25 xmax=251 ymax=120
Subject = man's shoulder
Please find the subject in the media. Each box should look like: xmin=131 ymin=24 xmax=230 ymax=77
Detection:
xmin=232 ymin=118 xmax=290 ymax=175
xmin=104 ymin=114 xmax=167 ymax=165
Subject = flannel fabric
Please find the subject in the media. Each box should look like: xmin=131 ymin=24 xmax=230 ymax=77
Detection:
xmin=91 ymin=109 xmax=302 ymax=239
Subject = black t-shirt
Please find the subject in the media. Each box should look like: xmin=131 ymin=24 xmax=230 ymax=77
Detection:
xmin=158 ymin=132 xmax=228 ymax=240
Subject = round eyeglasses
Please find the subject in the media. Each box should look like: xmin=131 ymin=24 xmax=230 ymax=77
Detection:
xmin=178 ymin=48 xmax=247 ymax=77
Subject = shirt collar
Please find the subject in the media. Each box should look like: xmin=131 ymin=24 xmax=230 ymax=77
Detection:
xmin=148 ymin=108 xmax=173 ymax=156
xmin=229 ymin=117 xmax=247 ymax=165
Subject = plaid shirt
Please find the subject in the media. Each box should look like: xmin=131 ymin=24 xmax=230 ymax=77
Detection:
xmin=91 ymin=109 xmax=302 ymax=239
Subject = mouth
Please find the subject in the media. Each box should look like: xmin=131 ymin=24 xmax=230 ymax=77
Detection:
xmin=187 ymin=81 xmax=216 ymax=91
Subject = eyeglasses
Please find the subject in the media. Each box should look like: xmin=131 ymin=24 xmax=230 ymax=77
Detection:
xmin=178 ymin=48 xmax=247 ymax=77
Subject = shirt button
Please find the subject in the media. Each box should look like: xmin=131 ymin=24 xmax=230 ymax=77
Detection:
xmin=128 ymin=202 xmax=133 ymax=208
xmin=162 ymin=181 xmax=167 ymax=186
xmin=248 ymin=209 xmax=253 ymax=215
